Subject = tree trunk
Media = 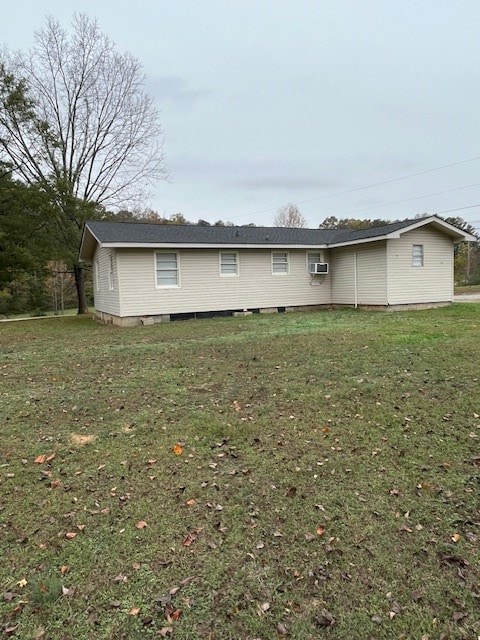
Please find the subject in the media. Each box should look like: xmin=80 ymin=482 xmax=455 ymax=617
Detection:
xmin=73 ymin=264 xmax=89 ymax=315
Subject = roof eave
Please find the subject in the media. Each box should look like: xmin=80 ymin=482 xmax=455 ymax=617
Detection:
xmin=98 ymin=241 xmax=329 ymax=250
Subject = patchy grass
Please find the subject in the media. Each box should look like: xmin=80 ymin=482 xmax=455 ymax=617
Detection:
xmin=1 ymin=306 xmax=479 ymax=639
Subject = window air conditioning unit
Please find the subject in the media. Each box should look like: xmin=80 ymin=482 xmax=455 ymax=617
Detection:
xmin=310 ymin=262 xmax=329 ymax=275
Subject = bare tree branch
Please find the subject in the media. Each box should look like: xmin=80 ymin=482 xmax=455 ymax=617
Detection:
xmin=274 ymin=203 xmax=307 ymax=228
xmin=0 ymin=13 xmax=167 ymax=312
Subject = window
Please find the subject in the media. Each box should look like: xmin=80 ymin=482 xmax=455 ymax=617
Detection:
xmin=412 ymin=244 xmax=424 ymax=267
xmin=108 ymin=254 xmax=115 ymax=290
xmin=307 ymin=252 xmax=321 ymax=273
xmin=272 ymin=252 xmax=289 ymax=275
xmin=220 ymin=252 xmax=239 ymax=276
xmin=156 ymin=252 xmax=179 ymax=287
xmin=95 ymin=260 xmax=100 ymax=291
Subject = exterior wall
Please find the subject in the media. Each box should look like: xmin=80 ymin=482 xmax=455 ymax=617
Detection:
xmin=114 ymin=248 xmax=332 ymax=317
xmin=93 ymin=246 xmax=121 ymax=316
xmin=386 ymin=228 xmax=454 ymax=304
xmin=330 ymin=241 xmax=387 ymax=306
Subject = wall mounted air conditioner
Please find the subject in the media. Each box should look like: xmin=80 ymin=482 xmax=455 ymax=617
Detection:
xmin=310 ymin=262 xmax=329 ymax=275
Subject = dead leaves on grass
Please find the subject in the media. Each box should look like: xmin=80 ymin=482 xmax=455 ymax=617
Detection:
xmin=34 ymin=452 xmax=56 ymax=464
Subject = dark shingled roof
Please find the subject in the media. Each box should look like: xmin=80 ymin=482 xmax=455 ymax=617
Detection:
xmin=84 ymin=218 xmax=418 ymax=247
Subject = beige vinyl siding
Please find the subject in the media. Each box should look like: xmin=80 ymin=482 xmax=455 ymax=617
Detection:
xmin=387 ymin=228 xmax=454 ymax=304
xmin=330 ymin=249 xmax=355 ymax=304
xmin=330 ymin=242 xmax=387 ymax=305
xmin=356 ymin=242 xmax=387 ymax=305
xmin=116 ymin=248 xmax=332 ymax=316
xmin=93 ymin=247 xmax=121 ymax=315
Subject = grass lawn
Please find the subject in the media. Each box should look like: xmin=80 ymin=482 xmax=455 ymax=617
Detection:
xmin=1 ymin=306 xmax=479 ymax=639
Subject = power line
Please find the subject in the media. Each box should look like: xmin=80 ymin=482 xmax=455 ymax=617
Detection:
xmin=435 ymin=203 xmax=480 ymax=215
xmin=321 ymin=181 xmax=480 ymax=220
xmin=227 ymin=154 xmax=480 ymax=222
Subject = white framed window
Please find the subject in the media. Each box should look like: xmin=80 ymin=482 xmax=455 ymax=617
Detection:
xmin=219 ymin=252 xmax=239 ymax=276
xmin=307 ymin=252 xmax=322 ymax=273
xmin=95 ymin=260 xmax=100 ymax=291
xmin=108 ymin=254 xmax=115 ymax=290
xmin=412 ymin=244 xmax=424 ymax=267
xmin=155 ymin=252 xmax=180 ymax=287
xmin=272 ymin=251 xmax=289 ymax=275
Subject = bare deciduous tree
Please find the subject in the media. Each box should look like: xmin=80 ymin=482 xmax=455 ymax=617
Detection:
xmin=0 ymin=14 xmax=167 ymax=313
xmin=274 ymin=203 xmax=307 ymax=228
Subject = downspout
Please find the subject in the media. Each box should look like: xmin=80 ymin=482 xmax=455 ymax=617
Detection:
xmin=354 ymin=252 xmax=358 ymax=308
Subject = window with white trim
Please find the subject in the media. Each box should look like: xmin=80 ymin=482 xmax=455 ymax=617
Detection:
xmin=272 ymin=251 xmax=289 ymax=274
xmin=307 ymin=252 xmax=322 ymax=273
xmin=156 ymin=252 xmax=179 ymax=287
xmin=220 ymin=252 xmax=239 ymax=276
xmin=108 ymin=254 xmax=115 ymax=290
xmin=412 ymin=244 xmax=424 ymax=267
xmin=95 ymin=260 xmax=100 ymax=291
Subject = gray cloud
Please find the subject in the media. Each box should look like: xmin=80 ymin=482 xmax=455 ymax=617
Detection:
xmin=146 ymin=75 xmax=212 ymax=110
xmin=233 ymin=174 xmax=345 ymax=192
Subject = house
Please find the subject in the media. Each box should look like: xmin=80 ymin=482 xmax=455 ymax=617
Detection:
xmin=79 ymin=216 xmax=476 ymax=326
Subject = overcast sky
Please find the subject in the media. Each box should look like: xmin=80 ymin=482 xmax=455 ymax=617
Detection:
xmin=3 ymin=1 xmax=480 ymax=230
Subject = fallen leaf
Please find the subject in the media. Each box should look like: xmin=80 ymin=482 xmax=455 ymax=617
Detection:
xmin=173 ymin=443 xmax=184 ymax=456
xmin=129 ymin=607 xmax=141 ymax=616
xmin=390 ymin=601 xmax=402 ymax=615
xmin=60 ymin=565 xmax=69 ymax=575
xmin=276 ymin=621 xmax=288 ymax=635
xmin=158 ymin=627 xmax=173 ymax=637
xmin=113 ymin=573 xmax=128 ymax=583
xmin=316 ymin=525 xmax=326 ymax=537
xmin=3 ymin=593 xmax=16 ymax=602
xmin=411 ymin=589 xmax=423 ymax=602
xmin=314 ymin=609 xmax=336 ymax=628
xmin=186 ymin=498 xmax=196 ymax=506
xmin=451 ymin=533 xmax=461 ymax=543
xmin=34 ymin=454 xmax=47 ymax=464
xmin=4 ymin=625 xmax=19 ymax=635
xmin=17 ymin=578 xmax=28 ymax=588
xmin=233 ymin=400 xmax=242 ymax=412
xmin=452 ymin=611 xmax=467 ymax=623
xmin=65 ymin=532 xmax=77 ymax=540
xmin=182 ymin=528 xmax=202 ymax=546
xmin=136 ymin=520 xmax=148 ymax=529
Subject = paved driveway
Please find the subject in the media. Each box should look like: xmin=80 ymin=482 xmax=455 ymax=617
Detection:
xmin=454 ymin=294 xmax=480 ymax=303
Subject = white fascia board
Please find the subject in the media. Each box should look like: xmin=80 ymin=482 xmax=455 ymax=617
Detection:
xmin=329 ymin=216 xmax=477 ymax=248
xmin=100 ymin=242 xmax=328 ymax=250
xmin=79 ymin=226 xmax=102 ymax=262
xmin=393 ymin=216 xmax=477 ymax=240
xmin=328 ymin=236 xmax=389 ymax=248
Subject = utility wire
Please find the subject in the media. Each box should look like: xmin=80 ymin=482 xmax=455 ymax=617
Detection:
xmin=315 ymin=181 xmax=480 ymax=220
xmin=227 ymin=154 xmax=480 ymax=221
